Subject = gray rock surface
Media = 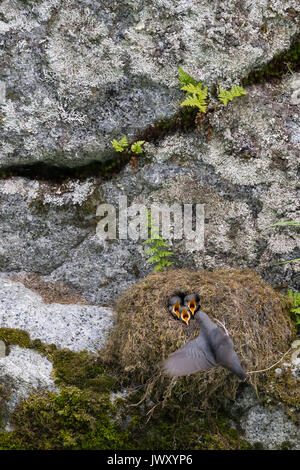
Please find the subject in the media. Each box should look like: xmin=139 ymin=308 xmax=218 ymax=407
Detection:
xmin=230 ymin=387 xmax=300 ymax=450
xmin=0 ymin=0 xmax=299 ymax=167
xmin=0 ymin=277 xmax=115 ymax=352
xmin=0 ymin=0 xmax=299 ymax=449
xmin=0 ymin=345 xmax=58 ymax=429
xmin=0 ymin=74 xmax=299 ymax=303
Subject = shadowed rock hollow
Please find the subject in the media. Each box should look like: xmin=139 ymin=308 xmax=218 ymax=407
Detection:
xmin=103 ymin=268 xmax=295 ymax=411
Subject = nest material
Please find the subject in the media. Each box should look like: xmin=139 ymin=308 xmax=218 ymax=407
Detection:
xmin=102 ymin=268 xmax=295 ymax=412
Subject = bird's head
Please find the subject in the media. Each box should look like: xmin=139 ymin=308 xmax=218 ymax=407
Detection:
xmin=180 ymin=307 xmax=191 ymax=325
xmin=184 ymin=293 xmax=200 ymax=316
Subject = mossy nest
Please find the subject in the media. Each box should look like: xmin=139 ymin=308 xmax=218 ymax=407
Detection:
xmin=103 ymin=268 xmax=295 ymax=414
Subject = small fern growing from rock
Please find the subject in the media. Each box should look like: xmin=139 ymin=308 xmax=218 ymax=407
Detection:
xmin=218 ymin=85 xmax=247 ymax=106
xmin=111 ymin=136 xmax=145 ymax=154
xmin=179 ymin=67 xmax=208 ymax=113
xmin=143 ymin=211 xmax=174 ymax=272
xmin=180 ymin=83 xmax=208 ymax=113
xmin=111 ymin=136 xmax=128 ymax=152
xmin=178 ymin=67 xmax=246 ymax=113
xmin=130 ymin=141 xmax=145 ymax=154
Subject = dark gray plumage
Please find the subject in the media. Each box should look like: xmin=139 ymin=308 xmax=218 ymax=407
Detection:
xmin=162 ymin=310 xmax=247 ymax=380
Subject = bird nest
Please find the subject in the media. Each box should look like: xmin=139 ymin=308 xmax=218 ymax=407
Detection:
xmin=102 ymin=268 xmax=295 ymax=414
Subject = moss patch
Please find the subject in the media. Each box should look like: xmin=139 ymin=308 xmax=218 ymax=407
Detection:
xmin=0 ymin=328 xmax=31 ymax=349
xmin=0 ymin=387 xmax=131 ymax=450
xmin=0 ymin=328 xmax=129 ymax=450
xmin=242 ymin=34 xmax=300 ymax=85
xmin=103 ymin=268 xmax=295 ymax=415
xmin=259 ymin=349 xmax=300 ymax=423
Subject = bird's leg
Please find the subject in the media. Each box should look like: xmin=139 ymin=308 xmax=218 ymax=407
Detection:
xmin=214 ymin=318 xmax=229 ymax=336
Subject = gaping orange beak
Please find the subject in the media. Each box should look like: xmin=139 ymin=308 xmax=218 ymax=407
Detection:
xmin=188 ymin=298 xmax=196 ymax=315
xmin=173 ymin=301 xmax=180 ymax=318
xmin=181 ymin=308 xmax=190 ymax=325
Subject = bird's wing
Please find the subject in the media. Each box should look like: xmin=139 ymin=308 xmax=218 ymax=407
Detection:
xmin=209 ymin=329 xmax=247 ymax=380
xmin=162 ymin=332 xmax=217 ymax=377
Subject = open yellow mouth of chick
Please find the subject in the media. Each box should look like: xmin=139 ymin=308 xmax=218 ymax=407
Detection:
xmin=181 ymin=307 xmax=191 ymax=325
xmin=172 ymin=301 xmax=181 ymax=319
xmin=188 ymin=298 xmax=197 ymax=315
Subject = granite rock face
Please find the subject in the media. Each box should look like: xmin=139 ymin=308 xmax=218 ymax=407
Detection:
xmin=0 ymin=346 xmax=58 ymax=429
xmin=0 ymin=0 xmax=299 ymax=167
xmin=0 ymin=74 xmax=299 ymax=303
xmin=0 ymin=277 xmax=115 ymax=352
xmin=0 ymin=0 xmax=299 ymax=450
xmin=229 ymin=385 xmax=300 ymax=450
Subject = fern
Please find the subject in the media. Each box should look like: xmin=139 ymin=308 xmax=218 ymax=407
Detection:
xmin=218 ymin=85 xmax=247 ymax=106
xmin=142 ymin=211 xmax=174 ymax=272
xmin=269 ymin=221 xmax=300 ymax=227
xmin=180 ymin=83 xmax=208 ymax=113
xmin=178 ymin=66 xmax=196 ymax=86
xmin=131 ymin=141 xmax=145 ymax=154
xmin=287 ymin=289 xmax=300 ymax=326
xmin=111 ymin=136 xmax=128 ymax=152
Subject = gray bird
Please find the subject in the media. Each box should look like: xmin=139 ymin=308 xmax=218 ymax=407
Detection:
xmin=184 ymin=294 xmax=200 ymax=316
xmin=162 ymin=309 xmax=247 ymax=380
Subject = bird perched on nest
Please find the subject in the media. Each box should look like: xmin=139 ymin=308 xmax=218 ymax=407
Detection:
xmin=163 ymin=309 xmax=247 ymax=380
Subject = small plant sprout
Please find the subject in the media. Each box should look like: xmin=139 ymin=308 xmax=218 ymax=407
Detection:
xmin=178 ymin=67 xmax=246 ymax=113
xmin=111 ymin=137 xmax=146 ymax=155
xmin=143 ymin=211 xmax=174 ymax=272
xmin=218 ymin=85 xmax=247 ymax=106
xmin=111 ymin=136 xmax=128 ymax=152
xmin=178 ymin=66 xmax=196 ymax=86
xmin=180 ymin=83 xmax=208 ymax=113
xmin=131 ymin=141 xmax=145 ymax=154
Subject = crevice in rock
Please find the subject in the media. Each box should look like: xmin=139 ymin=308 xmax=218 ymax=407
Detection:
xmin=0 ymin=33 xmax=299 ymax=182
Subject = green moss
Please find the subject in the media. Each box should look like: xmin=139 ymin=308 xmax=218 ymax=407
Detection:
xmin=259 ymin=353 xmax=300 ymax=424
xmin=0 ymin=325 xmax=253 ymax=450
xmin=0 ymin=328 xmax=31 ymax=349
xmin=123 ymin=405 xmax=252 ymax=450
xmin=51 ymin=349 xmax=115 ymax=393
xmin=0 ymin=328 xmax=130 ymax=449
xmin=0 ymin=387 xmax=130 ymax=450
xmin=243 ymin=35 xmax=300 ymax=85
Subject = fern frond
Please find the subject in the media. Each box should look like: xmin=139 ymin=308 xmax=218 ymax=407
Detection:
xmin=144 ymin=247 xmax=157 ymax=255
xmin=180 ymin=83 xmax=205 ymax=95
xmin=231 ymin=85 xmax=247 ymax=98
xmin=131 ymin=140 xmax=145 ymax=154
xmin=178 ymin=66 xmax=196 ymax=86
xmin=111 ymin=136 xmax=129 ymax=152
xmin=218 ymin=85 xmax=247 ymax=106
xmin=270 ymin=221 xmax=300 ymax=227
xmin=180 ymin=94 xmax=207 ymax=112
xmin=151 ymin=238 xmax=170 ymax=247
xmin=147 ymin=254 xmax=163 ymax=263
